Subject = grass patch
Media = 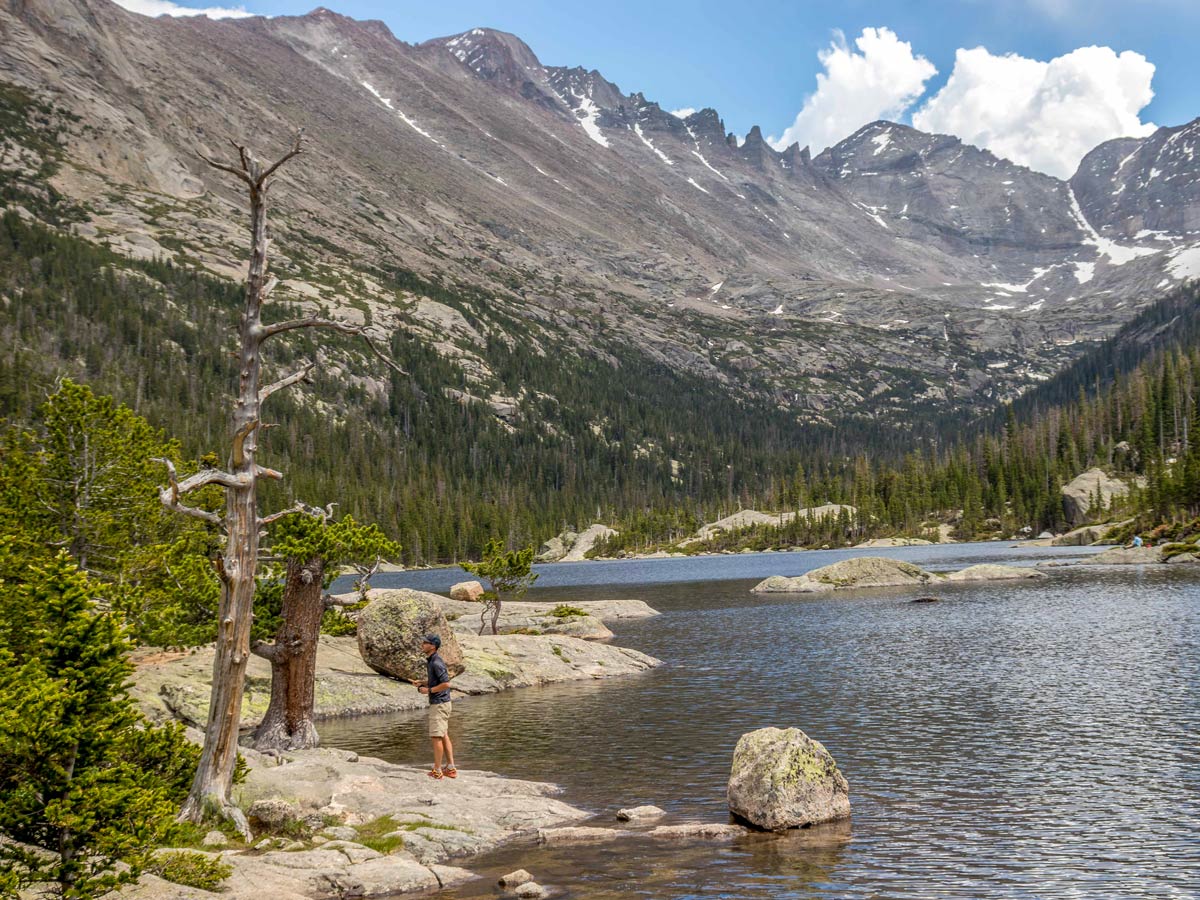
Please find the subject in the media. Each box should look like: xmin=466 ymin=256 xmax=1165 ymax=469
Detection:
xmin=549 ymin=604 xmax=586 ymax=618
xmin=151 ymin=851 xmax=233 ymax=890
xmin=353 ymin=816 xmax=405 ymax=855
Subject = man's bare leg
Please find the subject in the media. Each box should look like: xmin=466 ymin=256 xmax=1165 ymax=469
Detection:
xmin=443 ymin=734 xmax=455 ymax=770
xmin=431 ymin=736 xmax=445 ymax=772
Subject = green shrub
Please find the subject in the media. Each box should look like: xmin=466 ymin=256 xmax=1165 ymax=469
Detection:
xmin=549 ymin=604 xmax=586 ymax=618
xmin=151 ymin=852 xmax=233 ymax=890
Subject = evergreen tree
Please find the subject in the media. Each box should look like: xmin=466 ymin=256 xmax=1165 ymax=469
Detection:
xmin=0 ymin=548 xmax=198 ymax=899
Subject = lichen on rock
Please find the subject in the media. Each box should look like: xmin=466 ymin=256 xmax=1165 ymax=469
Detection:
xmin=727 ymin=727 xmax=851 ymax=831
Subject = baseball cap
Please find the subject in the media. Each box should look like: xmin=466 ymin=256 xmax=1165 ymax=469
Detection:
xmin=422 ymin=634 xmax=441 ymax=649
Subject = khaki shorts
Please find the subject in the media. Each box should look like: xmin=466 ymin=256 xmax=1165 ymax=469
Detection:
xmin=428 ymin=702 xmax=452 ymax=737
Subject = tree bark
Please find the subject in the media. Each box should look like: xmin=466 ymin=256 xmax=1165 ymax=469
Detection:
xmin=253 ymin=556 xmax=325 ymax=751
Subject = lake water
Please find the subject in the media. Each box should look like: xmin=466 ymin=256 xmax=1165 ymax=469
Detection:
xmin=322 ymin=543 xmax=1200 ymax=899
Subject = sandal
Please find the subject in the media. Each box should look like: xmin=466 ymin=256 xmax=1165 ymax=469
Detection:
xmin=443 ymin=767 xmax=458 ymax=779
xmin=426 ymin=768 xmax=443 ymax=779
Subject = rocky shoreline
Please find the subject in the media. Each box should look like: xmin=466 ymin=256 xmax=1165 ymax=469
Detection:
xmin=122 ymin=592 xmax=666 ymax=898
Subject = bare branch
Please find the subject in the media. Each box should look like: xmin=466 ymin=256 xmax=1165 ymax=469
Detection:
xmin=362 ymin=334 xmax=408 ymax=376
xmin=251 ymin=640 xmax=278 ymax=662
xmin=323 ymin=592 xmax=363 ymax=610
xmin=230 ymin=420 xmax=259 ymax=468
xmin=258 ymin=131 xmax=305 ymax=185
xmin=262 ymin=316 xmax=363 ymax=340
xmin=261 ymin=317 xmax=407 ymax=376
xmin=196 ymin=150 xmax=253 ymax=186
xmin=257 ymin=501 xmax=328 ymax=529
xmin=152 ymin=457 xmax=228 ymax=526
xmin=259 ymin=361 xmax=315 ymax=404
xmin=256 ymin=465 xmax=284 ymax=480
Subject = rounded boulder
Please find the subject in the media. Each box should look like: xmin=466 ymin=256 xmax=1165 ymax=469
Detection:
xmin=449 ymin=580 xmax=485 ymax=602
xmin=727 ymin=727 xmax=850 ymax=831
xmin=357 ymin=589 xmax=464 ymax=682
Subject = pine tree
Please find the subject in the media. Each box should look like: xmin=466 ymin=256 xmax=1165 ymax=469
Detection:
xmin=0 ymin=548 xmax=198 ymax=899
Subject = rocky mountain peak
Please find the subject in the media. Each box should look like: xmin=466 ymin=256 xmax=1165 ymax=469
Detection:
xmin=682 ymin=108 xmax=727 ymax=148
xmin=1072 ymin=116 xmax=1200 ymax=239
xmin=423 ymin=27 xmax=543 ymax=83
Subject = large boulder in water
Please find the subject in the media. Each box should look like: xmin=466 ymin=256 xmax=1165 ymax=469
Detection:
xmin=357 ymin=589 xmax=464 ymax=682
xmin=751 ymin=557 xmax=930 ymax=593
xmin=727 ymin=727 xmax=850 ymax=831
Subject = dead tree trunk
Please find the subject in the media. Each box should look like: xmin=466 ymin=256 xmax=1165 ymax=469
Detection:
xmin=156 ymin=133 xmax=402 ymax=835
xmin=252 ymin=555 xmax=325 ymax=751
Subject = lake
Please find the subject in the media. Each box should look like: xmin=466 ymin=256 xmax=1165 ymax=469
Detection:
xmin=322 ymin=543 xmax=1200 ymax=898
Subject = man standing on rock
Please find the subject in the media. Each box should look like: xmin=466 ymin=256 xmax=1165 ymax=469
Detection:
xmin=414 ymin=634 xmax=457 ymax=779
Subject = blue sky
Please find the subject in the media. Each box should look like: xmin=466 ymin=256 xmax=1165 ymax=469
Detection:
xmin=117 ymin=0 xmax=1200 ymax=177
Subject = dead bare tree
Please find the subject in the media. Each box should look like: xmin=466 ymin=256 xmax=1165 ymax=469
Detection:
xmin=157 ymin=133 xmax=399 ymax=835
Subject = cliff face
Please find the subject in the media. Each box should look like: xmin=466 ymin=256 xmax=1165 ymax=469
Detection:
xmin=1 ymin=0 xmax=1197 ymax=422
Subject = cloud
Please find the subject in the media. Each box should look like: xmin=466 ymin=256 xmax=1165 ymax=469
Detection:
xmin=111 ymin=0 xmax=256 ymax=18
xmin=769 ymin=27 xmax=936 ymax=154
xmin=912 ymin=45 xmax=1156 ymax=178
xmin=670 ymin=107 xmax=697 ymax=119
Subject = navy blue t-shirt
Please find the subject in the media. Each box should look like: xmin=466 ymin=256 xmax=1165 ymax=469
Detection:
xmin=426 ymin=652 xmax=451 ymax=704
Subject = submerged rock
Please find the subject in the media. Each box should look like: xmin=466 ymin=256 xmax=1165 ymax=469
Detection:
xmin=616 ymin=805 xmax=666 ymax=822
xmin=357 ymin=589 xmax=465 ymax=682
xmin=727 ymin=727 xmax=851 ymax=831
xmin=537 ymin=826 xmax=628 ymax=845
xmin=647 ymin=823 xmax=747 ymax=839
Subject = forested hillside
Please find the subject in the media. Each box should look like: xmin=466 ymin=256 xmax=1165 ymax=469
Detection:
xmin=0 ymin=212 xmax=917 ymax=563
xmin=4 ymin=207 xmax=1199 ymax=562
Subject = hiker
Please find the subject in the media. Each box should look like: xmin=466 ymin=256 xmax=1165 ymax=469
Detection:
xmin=413 ymin=634 xmax=457 ymax=779
xmin=1132 ymin=535 xmax=1143 ymax=548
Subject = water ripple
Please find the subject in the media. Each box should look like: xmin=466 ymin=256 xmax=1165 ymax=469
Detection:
xmin=322 ymin=551 xmax=1200 ymax=899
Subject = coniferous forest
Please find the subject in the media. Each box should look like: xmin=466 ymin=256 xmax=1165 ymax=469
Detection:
xmin=4 ymin=209 xmax=1200 ymax=564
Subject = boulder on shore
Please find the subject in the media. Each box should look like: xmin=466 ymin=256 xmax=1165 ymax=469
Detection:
xmin=943 ymin=564 xmax=1046 ymax=582
xmin=1061 ymin=469 xmax=1137 ymax=526
xmin=356 ymin=589 xmax=465 ymax=682
xmin=449 ymin=581 xmax=485 ymax=602
xmin=727 ymin=727 xmax=850 ymax=831
xmin=751 ymin=557 xmax=930 ymax=593
xmin=536 ymin=525 xmax=618 ymax=562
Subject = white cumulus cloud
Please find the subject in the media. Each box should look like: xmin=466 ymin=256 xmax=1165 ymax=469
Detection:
xmin=769 ymin=27 xmax=936 ymax=154
xmin=111 ymin=0 xmax=255 ymax=18
xmin=912 ymin=45 xmax=1156 ymax=179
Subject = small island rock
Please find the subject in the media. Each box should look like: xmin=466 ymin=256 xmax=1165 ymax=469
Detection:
xmin=499 ymin=869 xmax=535 ymax=887
xmin=357 ymin=589 xmax=464 ymax=682
xmin=727 ymin=727 xmax=851 ymax=831
xmin=752 ymin=557 xmax=930 ymax=593
xmin=1081 ymin=546 xmax=1162 ymax=566
xmin=943 ymin=564 xmax=1046 ymax=582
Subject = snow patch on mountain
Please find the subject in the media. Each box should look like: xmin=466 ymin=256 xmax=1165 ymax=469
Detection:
xmin=1067 ymin=187 xmax=1159 ymax=266
xmin=362 ymin=82 xmax=442 ymax=146
xmin=633 ymin=124 xmax=673 ymax=166
xmin=571 ymin=93 xmax=608 ymax=147
xmin=1168 ymin=245 xmax=1200 ymax=280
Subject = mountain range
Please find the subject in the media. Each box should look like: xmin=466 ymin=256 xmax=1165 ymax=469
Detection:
xmin=1 ymin=0 xmax=1198 ymax=426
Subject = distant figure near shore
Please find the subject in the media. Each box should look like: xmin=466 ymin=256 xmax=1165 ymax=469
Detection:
xmin=412 ymin=634 xmax=457 ymax=779
xmin=1132 ymin=535 xmax=1144 ymax=548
